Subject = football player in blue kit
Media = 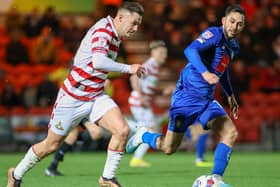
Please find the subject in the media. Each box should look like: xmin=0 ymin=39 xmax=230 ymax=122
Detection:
xmin=126 ymin=4 xmax=246 ymax=186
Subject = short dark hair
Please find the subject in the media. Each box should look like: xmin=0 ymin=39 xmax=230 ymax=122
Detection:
xmin=119 ymin=1 xmax=144 ymax=16
xmin=225 ymin=4 xmax=246 ymax=17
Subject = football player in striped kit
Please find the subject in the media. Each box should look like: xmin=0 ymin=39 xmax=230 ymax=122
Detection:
xmin=128 ymin=40 xmax=168 ymax=167
xmin=7 ymin=2 xmax=145 ymax=187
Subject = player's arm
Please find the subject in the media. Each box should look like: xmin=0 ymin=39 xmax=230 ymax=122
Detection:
xmin=220 ymin=69 xmax=238 ymax=119
xmin=184 ymin=28 xmax=220 ymax=84
xmin=91 ymin=31 xmax=145 ymax=77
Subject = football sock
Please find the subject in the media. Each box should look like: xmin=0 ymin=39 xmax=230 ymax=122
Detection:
xmin=14 ymin=146 xmax=40 ymax=180
xmin=142 ymin=132 xmax=162 ymax=149
xmin=102 ymin=149 xmax=123 ymax=179
xmin=134 ymin=143 xmax=150 ymax=159
xmin=48 ymin=142 xmax=72 ymax=170
xmin=196 ymin=133 xmax=209 ymax=161
xmin=212 ymin=143 xmax=232 ymax=176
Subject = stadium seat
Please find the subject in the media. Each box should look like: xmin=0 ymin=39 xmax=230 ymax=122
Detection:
xmin=0 ymin=106 xmax=9 ymax=116
xmin=11 ymin=106 xmax=26 ymax=115
xmin=29 ymin=106 xmax=52 ymax=115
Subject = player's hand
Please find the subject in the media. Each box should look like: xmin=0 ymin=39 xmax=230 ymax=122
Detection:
xmin=228 ymin=95 xmax=239 ymax=119
xmin=202 ymin=71 xmax=219 ymax=84
xmin=130 ymin=64 xmax=146 ymax=78
xmin=162 ymin=84 xmax=175 ymax=95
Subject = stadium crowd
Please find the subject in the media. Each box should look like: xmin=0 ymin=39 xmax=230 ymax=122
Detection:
xmin=0 ymin=0 xmax=279 ymax=144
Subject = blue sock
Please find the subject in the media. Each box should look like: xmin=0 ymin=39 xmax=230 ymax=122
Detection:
xmin=212 ymin=143 xmax=232 ymax=176
xmin=196 ymin=133 xmax=208 ymax=160
xmin=142 ymin=132 xmax=162 ymax=149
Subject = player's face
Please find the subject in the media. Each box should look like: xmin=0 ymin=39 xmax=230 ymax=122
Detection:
xmin=120 ymin=12 xmax=142 ymax=38
xmin=152 ymin=47 xmax=168 ymax=65
xmin=222 ymin=12 xmax=245 ymax=39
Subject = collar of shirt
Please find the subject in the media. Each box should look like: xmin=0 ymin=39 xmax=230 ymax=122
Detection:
xmin=106 ymin=15 xmax=120 ymax=40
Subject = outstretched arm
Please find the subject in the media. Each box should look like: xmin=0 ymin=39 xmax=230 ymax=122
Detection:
xmin=220 ymin=69 xmax=238 ymax=119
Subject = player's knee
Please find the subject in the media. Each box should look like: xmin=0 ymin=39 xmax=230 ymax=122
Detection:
xmin=163 ymin=148 xmax=176 ymax=155
xmin=115 ymin=125 xmax=130 ymax=141
xmin=93 ymin=131 xmax=104 ymax=140
xmin=163 ymin=145 xmax=177 ymax=155
xmin=230 ymin=127 xmax=238 ymax=142
xmin=221 ymin=124 xmax=238 ymax=144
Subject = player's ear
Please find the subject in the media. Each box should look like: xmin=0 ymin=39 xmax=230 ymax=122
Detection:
xmin=221 ymin=17 xmax=225 ymax=25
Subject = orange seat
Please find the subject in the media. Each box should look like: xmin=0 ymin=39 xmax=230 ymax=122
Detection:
xmin=0 ymin=106 xmax=9 ymax=116
xmin=11 ymin=106 xmax=26 ymax=115
xmin=29 ymin=106 xmax=52 ymax=115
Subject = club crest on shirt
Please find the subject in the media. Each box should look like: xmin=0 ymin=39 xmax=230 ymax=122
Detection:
xmin=197 ymin=30 xmax=213 ymax=43
xmin=55 ymin=121 xmax=64 ymax=131
xmin=202 ymin=30 xmax=213 ymax=39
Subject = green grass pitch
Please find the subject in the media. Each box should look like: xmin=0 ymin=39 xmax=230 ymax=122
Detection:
xmin=1 ymin=151 xmax=279 ymax=187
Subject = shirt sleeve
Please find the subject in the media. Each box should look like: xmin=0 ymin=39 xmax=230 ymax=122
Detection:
xmin=219 ymin=68 xmax=233 ymax=96
xmin=91 ymin=26 xmax=130 ymax=73
xmin=184 ymin=28 xmax=219 ymax=74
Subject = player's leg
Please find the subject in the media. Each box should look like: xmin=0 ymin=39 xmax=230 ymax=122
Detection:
xmin=7 ymin=89 xmax=90 ymax=186
xmin=97 ymin=107 xmax=129 ymax=187
xmin=89 ymin=95 xmax=128 ymax=187
xmin=8 ymin=130 xmax=66 ymax=187
xmin=84 ymin=121 xmax=104 ymax=140
xmin=126 ymin=108 xmax=191 ymax=154
xmin=208 ymin=116 xmax=237 ymax=176
xmin=199 ymin=100 xmax=237 ymax=186
xmin=129 ymin=107 xmax=156 ymax=167
xmin=45 ymin=126 xmax=80 ymax=176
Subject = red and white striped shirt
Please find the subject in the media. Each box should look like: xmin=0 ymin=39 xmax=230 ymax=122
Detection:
xmin=62 ymin=16 xmax=121 ymax=101
xmin=128 ymin=58 xmax=159 ymax=107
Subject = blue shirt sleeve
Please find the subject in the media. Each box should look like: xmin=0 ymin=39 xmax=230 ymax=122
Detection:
xmin=184 ymin=28 xmax=220 ymax=74
xmin=219 ymin=68 xmax=233 ymax=96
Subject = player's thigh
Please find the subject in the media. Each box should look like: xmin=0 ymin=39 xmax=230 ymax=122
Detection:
xmin=85 ymin=122 xmax=104 ymax=140
xmin=49 ymin=90 xmax=93 ymax=136
xmin=198 ymin=100 xmax=227 ymax=130
xmin=89 ymin=95 xmax=128 ymax=135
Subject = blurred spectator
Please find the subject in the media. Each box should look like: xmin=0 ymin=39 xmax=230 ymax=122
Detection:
xmin=37 ymin=74 xmax=58 ymax=107
xmin=166 ymin=30 xmax=185 ymax=60
xmin=240 ymin=0 xmax=257 ymax=23
xmin=21 ymin=84 xmax=37 ymax=109
xmin=5 ymin=29 xmax=29 ymax=65
xmin=32 ymin=26 xmax=57 ymax=65
xmin=39 ymin=6 xmax=60 ymax=35
xmin=4 ymin=6 xmax=23 ymax=34
xmin=0 ymin=84 xmax=20 ymax=108
xmin=238 ymin=33 xmax=256 ymax=65
xmin=229 ymin=59 xmax=250 ymax=105
xmin=48 ymin=64 xmax=70 ymax=87
xmin=259 ymin=59 xmax=280 ymax=93
xmin=23 ymin=7 xmax=41 ymax=38
xmin=271 ymin=34 xmax=280 ymax=60
xmin=59 ymin=17 xmax=82 ymax=53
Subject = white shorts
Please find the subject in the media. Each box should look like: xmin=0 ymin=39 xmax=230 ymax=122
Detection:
xmin=130 ymin=106 xmax=156 ymax=128
xmin=49 ymin=89 xmax=117 ymax=136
